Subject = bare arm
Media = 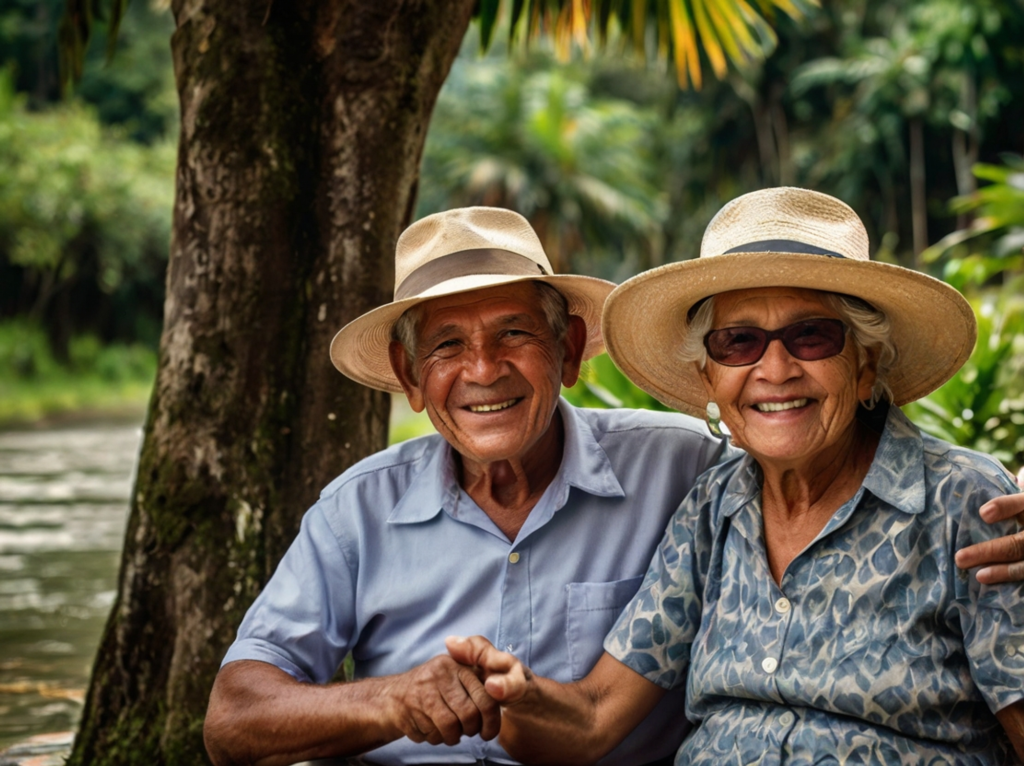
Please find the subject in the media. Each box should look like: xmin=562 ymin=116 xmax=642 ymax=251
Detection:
xmin=996 ymin=699 xmax=1024 ymax=763
xmin=447 ymin=636 xmax=665 ymax=766
xmin=956 ymin=470 xmax=1024 ymax=584
xmin=204 ymin=657 xmax=500 ymax=766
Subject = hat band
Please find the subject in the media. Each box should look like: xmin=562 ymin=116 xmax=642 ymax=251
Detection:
xmin=724 ymin=239 xmax=847 ymax=258
xmin=394 ymin=248 xmax=549 ymax=301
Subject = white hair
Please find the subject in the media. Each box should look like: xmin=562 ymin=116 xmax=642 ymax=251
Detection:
xmin=680 ymin=291 xmax=898 ymax=408
xmin=391 ymin=281 xmax=571 ymax=377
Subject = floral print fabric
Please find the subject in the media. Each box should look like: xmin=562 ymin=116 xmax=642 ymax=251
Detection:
xmin=605 ymin=406 xmax=1024 ymax=765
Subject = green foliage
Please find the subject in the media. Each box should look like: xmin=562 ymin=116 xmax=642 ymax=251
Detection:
xmin=905 ymin=154 xmax=1024 ymax=465
xmin=0 ymin=319 xmax=156 ymax=424
xmin=71 ymin=0 xmax=177 ymax=143
xmin=903 ymin=285 xmax=1024 ymax=466
xmin=1 ymin=0 xmax=176 ymax=142
xmin=924 ymin=154 xmax=1024 ymax=285
xmin=562 ymin=353 xmax=673 ymax=412
xmin=0 ymin=67 xmax=174 ymax=350
xmin=420 ymin=52 xmax=666 ymax=279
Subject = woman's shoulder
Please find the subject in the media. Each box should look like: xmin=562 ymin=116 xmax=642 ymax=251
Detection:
xmin=672 ymin=447 xmax=756 ymax=529
xmin=919 ymin=431 xmax=1020 ymax=497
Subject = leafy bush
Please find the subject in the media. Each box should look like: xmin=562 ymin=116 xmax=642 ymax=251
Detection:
xmin=0 ymin=67 xmax=174 ymax=354
xmin=904 ymin=286 xmax=1024 ymax=467
xmin=0 ymin=319 xmax=156 ymax=424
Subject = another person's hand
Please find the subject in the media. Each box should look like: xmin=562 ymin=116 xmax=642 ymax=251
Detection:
xmin=383 ymin=654 xmax=501 ymax=746
xmin=955 ymin=468 xmax=1024 ymax=584
xmin=446 ymin=635 xmax=532 ymax=705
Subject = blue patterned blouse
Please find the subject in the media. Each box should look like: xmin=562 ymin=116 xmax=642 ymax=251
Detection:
xmin=605 ymin=405 xmax=1024 ymax=765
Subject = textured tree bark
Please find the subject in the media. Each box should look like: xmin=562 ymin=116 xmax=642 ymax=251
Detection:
xmin=69 ymin=2 xmax=476 ymax=763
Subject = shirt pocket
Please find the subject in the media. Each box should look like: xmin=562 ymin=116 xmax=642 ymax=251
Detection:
xmin=565 ymin=576 xmax=645 ymax=681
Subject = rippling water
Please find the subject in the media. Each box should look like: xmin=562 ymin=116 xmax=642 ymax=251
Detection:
xmin=0 ymin=421 xmax=142 ymax=750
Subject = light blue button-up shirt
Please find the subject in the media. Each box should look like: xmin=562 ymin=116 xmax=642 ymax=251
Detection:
xmin=606 ymin=405 xmax=1024 ymax=765
xmin=224 ymin=398 xmax=730 ymax=765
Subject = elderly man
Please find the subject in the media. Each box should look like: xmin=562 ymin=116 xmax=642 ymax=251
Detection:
xmin=204 ymin=207 xmax=1024 ymax=766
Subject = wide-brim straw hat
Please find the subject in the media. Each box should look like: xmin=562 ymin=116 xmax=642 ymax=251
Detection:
xmin=331 ymin=206 xmax=616 ymax=392
xmin=603 ymin=187 xmax=977 ymax=418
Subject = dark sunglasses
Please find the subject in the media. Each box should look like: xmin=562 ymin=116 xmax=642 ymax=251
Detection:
xmin=703 ymin=318 xmax=848 ymax=367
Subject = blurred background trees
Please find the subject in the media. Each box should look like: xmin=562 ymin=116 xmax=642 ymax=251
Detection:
xmin=0 ymin=0 xmax=1020 ymax=442
xmin=0 ymin=0 xmax=173 ymax=419
xmin=3 ymin=0 xmax=1022 ymax=441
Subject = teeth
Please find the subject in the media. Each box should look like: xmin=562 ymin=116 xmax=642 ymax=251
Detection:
xmin=755 ymin=399 xmax=808 ymax=413
xmin=469 ymin=399 xmax=517 ymax=413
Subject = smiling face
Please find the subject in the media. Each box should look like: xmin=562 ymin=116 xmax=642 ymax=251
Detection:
xmin=698 ymin=287 xmax=877 ymax=469
xmin=389 ymin=282 xmax=586 ymax=474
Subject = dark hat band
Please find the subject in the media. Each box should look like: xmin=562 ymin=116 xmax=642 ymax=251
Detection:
xmin=687 ymin=239 xmax=850 ymax=319
xmin=395 ymin=249 xmax=549 ymax=301
xmin=723 ymin=239 xmax=847 ymax=258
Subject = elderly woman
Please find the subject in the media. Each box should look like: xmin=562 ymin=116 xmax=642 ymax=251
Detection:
xmin=448 ymin=188 xmax=1024 ymax=764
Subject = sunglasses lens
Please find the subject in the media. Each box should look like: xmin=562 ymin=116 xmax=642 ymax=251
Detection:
xmin=704 ymin=319 xmax=846 ymax=366
xmin=705 ymin=327 xmax=767 ymax=366
xmin=783 ymin=319 xmax=846 ymax=360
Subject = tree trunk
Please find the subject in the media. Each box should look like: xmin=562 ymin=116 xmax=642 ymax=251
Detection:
xmin=69 ymin=2 xmax=476 ymax=763
xmin=909 ymin=116 xmax=928 ymax=267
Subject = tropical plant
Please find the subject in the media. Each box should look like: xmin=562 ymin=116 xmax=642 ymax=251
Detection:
xmin=904 ymin=286 xmax=1024 ymax=467
xmin=786 ymin=0 xmax=1024 ymax=266
xmin=923 ymin=154 xmax=1024 ymax=289
xmin=421 ymin=48 xmax=666 ymax=278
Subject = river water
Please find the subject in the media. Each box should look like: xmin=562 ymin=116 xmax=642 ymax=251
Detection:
xmin=0 ymin=420 xmax=142 ymax=751
xmin=0 ymin=404 xmax=432 ymax=754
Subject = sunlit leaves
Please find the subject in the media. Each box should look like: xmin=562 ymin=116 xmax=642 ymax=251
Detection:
xmin=475 ymin=0 xmax=817 ymax=89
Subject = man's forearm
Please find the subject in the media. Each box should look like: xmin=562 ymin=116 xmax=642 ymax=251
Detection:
xmin=204 ymin=661 xmax=404 ymax=766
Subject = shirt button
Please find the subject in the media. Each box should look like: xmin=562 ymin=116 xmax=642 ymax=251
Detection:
xmin=1009 ymin=645 xmax=1018 ymax=657
xmin=774 ymin=597 xmax=791 ymax=614
xmin=779 ymin=711 xmax=795 ymax=727
xmin=761 ymin=657 xmax=778 ymax=673
xmin=505 ymin=643 xmax=514 ymax=653
xmin=508 ymin=552 xmax=520 ymax=564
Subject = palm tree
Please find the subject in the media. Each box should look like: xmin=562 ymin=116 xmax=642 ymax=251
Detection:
xmin=421 ymin=50 xmax=666 ymax=278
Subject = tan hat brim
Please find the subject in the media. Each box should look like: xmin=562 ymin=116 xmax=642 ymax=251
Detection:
xmin=602 ymin=253 xmax=977 ymax=417
xmin=331 ymin=273 xmax=617 ymax=393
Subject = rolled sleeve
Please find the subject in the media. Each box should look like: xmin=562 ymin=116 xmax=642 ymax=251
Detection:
xmin=222 ymin=503 xmax=356 ymax=684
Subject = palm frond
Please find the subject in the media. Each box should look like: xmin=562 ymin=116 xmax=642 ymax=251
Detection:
xmin=477 ymin=0 xmax=815 ymax=89
xmin=58 ymin=0 xmax=130 ymax=87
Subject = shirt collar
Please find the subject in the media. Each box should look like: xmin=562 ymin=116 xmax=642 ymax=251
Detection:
xmin=387 ymin=436 xmax=458 ymax=525
xmin=387 ymin=398 xmax=624 ymax=526
xmin=554 ymin=398 xmax=626 ymax=502
xmin=860 ymin=405 xmax=927 ymax=515
xmin=719 ymin=403 xmax=927 ymax=518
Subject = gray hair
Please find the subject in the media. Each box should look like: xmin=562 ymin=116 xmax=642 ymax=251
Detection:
xmin=680 ymin=291 xmax=898 ymax=408
xmin=391 ymin=281 xmax=571 ymax=377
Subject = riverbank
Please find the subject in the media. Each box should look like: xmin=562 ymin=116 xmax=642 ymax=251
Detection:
xmin=0 ymin=321 xmax=157 ymax=429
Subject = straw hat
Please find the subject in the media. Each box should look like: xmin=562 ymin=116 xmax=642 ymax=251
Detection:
xmin=331 ymin=207 xmax=616 ymax=392
xmin=602 ymin=187 xmax=977 ymax=417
